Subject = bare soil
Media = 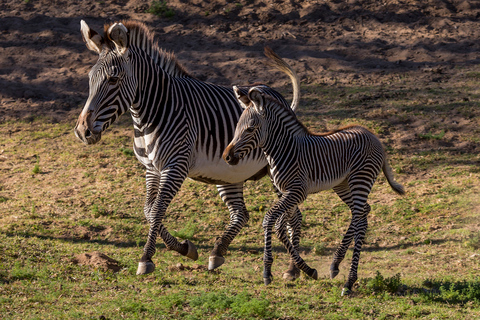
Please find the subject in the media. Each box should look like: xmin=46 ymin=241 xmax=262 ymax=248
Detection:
xmin=1 ymin=0 xmax=480 ymax=121
xmin=72 ymin=251 xmax=121 ymax=272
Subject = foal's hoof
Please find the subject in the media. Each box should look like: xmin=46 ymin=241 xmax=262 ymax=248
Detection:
xmin=182 ymin=240 xmax=198 ymax=261
xmin=341 ymin=287 xmax=352 ymax=296
xmin=136 ymin=261 xmax=155 ymax=275
xmin=330 ymin=265 xmax=339 ymax=279
xmin=264 ymin=276 xmax=273 ymax=286
xmin=208 ymin=255 xmax=225 ymax=270
xmin=309 ymin=269 xmax=318 ymax=280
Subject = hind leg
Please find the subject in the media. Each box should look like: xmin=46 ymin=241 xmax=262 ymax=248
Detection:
xmin=329 ymin=181 xmax=355 ymax=280
xmin=209 ymin=183 xmax=249 ymax=270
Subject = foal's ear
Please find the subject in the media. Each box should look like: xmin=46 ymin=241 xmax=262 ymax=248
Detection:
xmin=80 ymin=20 xmax=104 ymax=54
xmin=107 ymin=22 xmax=129 ymax=55
xmin=233 ymin=86 xmax=250 ymax=109
xmin=248 ymin=87 xmax=265 ymax=114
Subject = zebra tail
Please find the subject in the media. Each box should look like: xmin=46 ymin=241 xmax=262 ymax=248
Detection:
xmin=264 ymin=47 xmax=300 ymax=112
xmin=382 ymin=159 xmax=405 ymax=195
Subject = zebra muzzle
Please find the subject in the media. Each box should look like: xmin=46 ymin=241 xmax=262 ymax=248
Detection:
xmin=222 ymin=144 xmax=240 ymax=165
xmin=74 ymin=110 xmax=102 ymax=145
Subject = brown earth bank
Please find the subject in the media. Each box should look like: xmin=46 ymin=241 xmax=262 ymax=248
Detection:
xmin=1 ymin=0 xmax=480 ymax=157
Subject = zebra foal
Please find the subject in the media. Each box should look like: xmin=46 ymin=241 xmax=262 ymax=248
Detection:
xmin=223 ymin=72 xmax=404 ymax=294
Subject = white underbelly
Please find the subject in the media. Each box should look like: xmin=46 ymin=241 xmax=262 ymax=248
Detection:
xmin=189 ymin=157 xmax=266 ymax=185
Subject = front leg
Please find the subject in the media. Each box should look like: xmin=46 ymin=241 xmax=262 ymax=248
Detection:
xmin=272 ymin=183 xmax=302 ymax=281
xmin=275 ymin=211 xmax=317 ymax=280
xmin=136 ymin=165 xmax=197 ymax=275
xmin=262 ymin=191 xmax=305 ymax=285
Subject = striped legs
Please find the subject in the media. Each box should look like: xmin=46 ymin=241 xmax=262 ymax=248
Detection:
xmin=262 ymin=193 xmax=317 ymax=285
xmin=209 ymin=183 xmax=249 ymax=270
xmin=137 ymin=166 xmax=197 ymax=275
xmin=330 ymin=178 xmax=373 ymax=295
xmin=282 ymin=208 xmax=302 ymax=281
xmin=272 ymin=183 xmax=302 ymax=281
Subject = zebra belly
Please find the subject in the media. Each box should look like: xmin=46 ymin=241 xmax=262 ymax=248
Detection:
xmin=188 ymin=157 xmax=266 ymax=185
xmin=307 ymin=175 xmax=347 ymax=195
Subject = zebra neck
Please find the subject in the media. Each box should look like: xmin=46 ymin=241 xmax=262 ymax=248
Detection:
xmin=129 ymin=57 xmax=174 ymax=129
xmin=262 ymin=119 xmax=304 ymax=164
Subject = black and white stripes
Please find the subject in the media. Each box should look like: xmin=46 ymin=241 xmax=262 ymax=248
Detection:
xmin=75 ymin=20 xmax=301 ymax=275
xmin=224 ymin=82 xmax=404 ymax=293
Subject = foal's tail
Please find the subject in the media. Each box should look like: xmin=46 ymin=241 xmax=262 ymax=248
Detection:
xmin=382 ymin=159 xmax=405 ymax=195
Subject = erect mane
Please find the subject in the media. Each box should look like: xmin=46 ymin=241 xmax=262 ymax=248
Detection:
xmin=263 ymin=94 xmax=364 ymax=137
xmin=262 ymin=94 xmax=311 ymax=134
xmin=103 ymin=20 xmax=192 ymax=78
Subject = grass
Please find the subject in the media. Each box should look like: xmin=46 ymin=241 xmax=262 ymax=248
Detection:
xmin=1 ymin=70 xmax=480 ymax=319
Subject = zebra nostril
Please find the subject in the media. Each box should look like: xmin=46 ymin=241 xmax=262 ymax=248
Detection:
xmin=85 ymin=128 xmax=92 ymax=138
xmin=225 ymin=155 xmax=231 ymax=162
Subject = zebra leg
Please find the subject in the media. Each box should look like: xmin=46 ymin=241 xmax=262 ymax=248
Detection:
xmin=330 ymin=182 xmax=355 ymax=280
xmin=282 ymin=207 xmax=302 ymax=281
xmin=342 ymin=203 xmax=370 ymax=296
xmin=208 ymin=183 xmax=249 ymax=270
xmin=275 ymin=212 xmax=317 ymax=280
xmin=262 ymin=208 xmax=280 ymax=285
xmin=271 ymin=184 xmax=302 ymax=281
xmin=262 ymin=193 xmax=303 ymax=285
xmin=137 ymin=166 xmax=197 ymax=275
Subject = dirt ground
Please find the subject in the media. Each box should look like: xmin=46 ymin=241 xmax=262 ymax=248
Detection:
xmin=1 ymin=0 xmax=480 ymax=135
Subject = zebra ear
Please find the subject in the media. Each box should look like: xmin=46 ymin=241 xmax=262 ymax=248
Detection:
xmin=233 ymin=86 xmax=250 ymax=109
xmin=80 ymin=20 xmax=104 ymax=54
xmin=107 ymin=23 xmax=129 ymax=54
xmin=248 ymin=88 xmax=265 ymax=114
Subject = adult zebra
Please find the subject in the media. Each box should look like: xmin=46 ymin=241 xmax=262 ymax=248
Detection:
xmin=223 ymin=78 xmax=405 ymax=294
xmin=74 ymin=20 xmax=304 ymax=277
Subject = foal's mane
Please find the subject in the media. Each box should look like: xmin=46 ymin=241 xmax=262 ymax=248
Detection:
xmin=263 ymin=94 xmax=364 ymax=137
xmin=103 ymin=20 xmax=192 ymax=78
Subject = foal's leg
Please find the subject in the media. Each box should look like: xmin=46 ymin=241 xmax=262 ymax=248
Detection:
xmin=330 ymin=181 xmax=355 ymax=280
xmin=282 ymin=208 xmax=302 ymax=281
xmin=272 ymin=184 xmax=302 ymax=281
xmin=275 ymin=211 xmax=317 ymax=280
xmin=332 ymin=174 xmax=375 ymax=295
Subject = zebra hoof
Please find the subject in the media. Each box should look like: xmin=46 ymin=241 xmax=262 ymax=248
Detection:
xmin=182 ymin=240 xmax=198 ymax=261
xmin=310 ymin=269 xmax=318 ymax=280
xmin=330 ymin=266 xmax=339 ymax=279
xmin=208 ymin=255 xmax=225 ymax=270
xmin=341 ymin=287 xmax=352 ymax=296
xmin=264 ymin=276 xmax=273 ymax=286
xmin=136 ymin=261 xmax=155 ymax=275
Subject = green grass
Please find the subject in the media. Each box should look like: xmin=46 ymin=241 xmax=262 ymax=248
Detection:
xmin=1 ymin=72 xmax=480 ymax=319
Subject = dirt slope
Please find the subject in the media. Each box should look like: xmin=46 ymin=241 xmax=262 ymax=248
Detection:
xmin=1 ymin=0 xmax=480 ymax=124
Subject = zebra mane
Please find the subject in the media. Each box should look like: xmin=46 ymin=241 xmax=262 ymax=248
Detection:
xmin=103 ymin=20 xmax=192 ymax=78
xmin=262 ymin=94 xmax=363 ymax=138
xmin=261 ymin=94 xmax=311 ymax=135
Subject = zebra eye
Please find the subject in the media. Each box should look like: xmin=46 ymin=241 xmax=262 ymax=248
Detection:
xmin=246 ymin=126 xmax=255 ymax=133
xmin=108 ymin=76 xmax=119 ymax=85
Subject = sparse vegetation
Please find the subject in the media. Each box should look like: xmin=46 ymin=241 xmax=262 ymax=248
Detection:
xmin=1 ymin=73 xmax=479 ymax=318
xmin=146 ymin=1 xmax=175 ymax=18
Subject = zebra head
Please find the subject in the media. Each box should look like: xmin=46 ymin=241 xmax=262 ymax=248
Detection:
xmin=223 ymin=86 xmax=268 ymax=165
xmin=75 ymin=20 xmax=135 ymax=145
